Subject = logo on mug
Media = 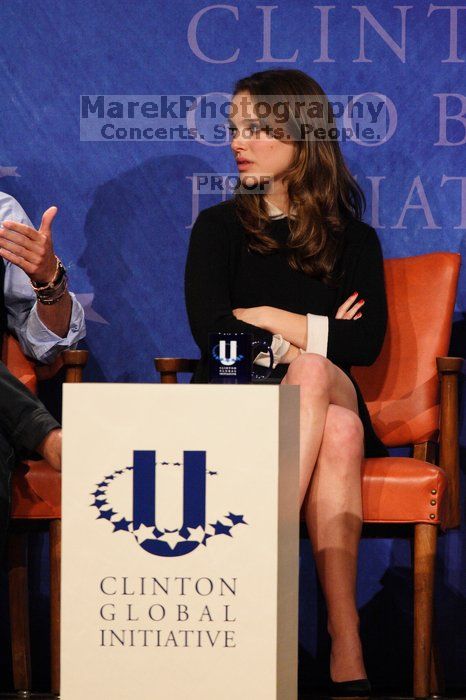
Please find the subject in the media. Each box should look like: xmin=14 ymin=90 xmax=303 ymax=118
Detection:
xmin=213 ymin=339 xmax=244 ymax=367
xmin=90 ymin=450 xmax=248 ymax=558
xmin=209 ymin=332 xmax=274 ymax=383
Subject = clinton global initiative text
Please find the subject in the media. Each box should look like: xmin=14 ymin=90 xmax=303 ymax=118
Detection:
xmin=100 ymin=628 xmax=236 ymax=648
xmin=99 ymin=576 xmax=237 ymax=596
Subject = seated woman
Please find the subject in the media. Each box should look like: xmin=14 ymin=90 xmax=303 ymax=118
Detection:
xmin=185 ymin=69 xmax=388 ymax=696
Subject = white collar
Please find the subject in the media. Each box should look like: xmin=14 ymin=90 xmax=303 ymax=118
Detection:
xmin=263 ymin=196 xmax=297 ymax=220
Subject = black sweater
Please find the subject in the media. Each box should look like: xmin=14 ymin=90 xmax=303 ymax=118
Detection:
xmin=184 ymin=199 xmax=389 ymax=458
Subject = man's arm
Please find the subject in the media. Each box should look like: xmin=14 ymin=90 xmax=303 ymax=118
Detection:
xmin=0 ymin=193 xmax=86 ymax=363
xmin=35 ymin=292 xmax=72 ymax=338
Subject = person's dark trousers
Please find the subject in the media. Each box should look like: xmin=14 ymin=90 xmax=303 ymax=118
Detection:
xmin=0 ymin=360 xmax=60 ymax=559
xmin=0 ymin=431 xmax=15 ymax=563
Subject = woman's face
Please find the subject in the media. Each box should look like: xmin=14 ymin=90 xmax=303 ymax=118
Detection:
xmin=229 ymin=91 xmax=296 ymax=190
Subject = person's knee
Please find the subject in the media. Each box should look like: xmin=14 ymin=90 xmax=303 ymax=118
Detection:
xmin=286 ymin=353 xmax=333 ymax=394
xmin=323 ymin=404 xmax=364 ymax=460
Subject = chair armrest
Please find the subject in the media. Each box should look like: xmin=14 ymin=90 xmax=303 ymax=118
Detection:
xmin=154 ymin=358 xmax=198 ymax=383
xmin=436 ymin=356 xmax=463 ymax=529
xmin=35 ymin=349 xmax=89 ymax=384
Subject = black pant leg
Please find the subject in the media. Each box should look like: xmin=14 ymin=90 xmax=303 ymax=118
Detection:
xmin=0 ymin=428 xmax=14 ymax=562
xmin=0 ymin=360 xmax=60 ymax=459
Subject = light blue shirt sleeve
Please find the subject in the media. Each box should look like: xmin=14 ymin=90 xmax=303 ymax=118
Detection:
xmin=0 ymin=192 xmax=86 ymax=364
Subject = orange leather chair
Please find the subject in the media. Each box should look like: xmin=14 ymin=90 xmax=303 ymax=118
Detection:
xmin=2 ymin=334 xmax=87 ymax=696
xmin=155 ymin=252 xmax=462 ymax=699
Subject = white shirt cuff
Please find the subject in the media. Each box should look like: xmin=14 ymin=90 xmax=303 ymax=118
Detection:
xmin=300 ymin=314 xmax=329 ymax=357
xmin=23 ymin=292 xmax=86 ymax=363
xmin=254 ymin=333 xmax=290 ymax=368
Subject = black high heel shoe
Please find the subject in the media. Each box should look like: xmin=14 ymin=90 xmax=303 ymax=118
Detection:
xmin=328 ymin=678 xmax=371 ymax=698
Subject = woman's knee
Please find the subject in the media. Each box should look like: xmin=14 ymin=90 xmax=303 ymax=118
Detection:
xmin=286 ymin=353 xmax=334 ymax=393
xmin=322 ymin=404 xmax=364 ymax=457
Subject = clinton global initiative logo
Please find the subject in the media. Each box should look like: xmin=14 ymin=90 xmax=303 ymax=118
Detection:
xmin=212 ymin=339 xmax=243 ymax=366
xmin=90 ymin=450 xmax=248 ymax=557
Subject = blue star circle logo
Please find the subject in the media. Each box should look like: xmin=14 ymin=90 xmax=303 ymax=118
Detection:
xmin=90 ymin=450 xmax=248 ymax=557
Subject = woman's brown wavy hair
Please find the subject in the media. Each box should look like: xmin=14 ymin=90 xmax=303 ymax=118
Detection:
xmin=231 ymin=69 xmax=366 ymax=285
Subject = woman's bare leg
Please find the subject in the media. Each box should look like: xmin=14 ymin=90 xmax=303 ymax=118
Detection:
xmin=282 ymin=353 xmax=366 ymax=681
xmin=303 ymin=404 xmax=366 ymax=681
xmin=281 ymin=353 xmax=358 ymax=506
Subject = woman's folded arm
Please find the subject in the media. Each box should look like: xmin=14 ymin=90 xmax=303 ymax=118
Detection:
xmin=257 ymin=226 xmax=387 ymax=366
xmin=326 ymin=226 xmax=387 ymax=366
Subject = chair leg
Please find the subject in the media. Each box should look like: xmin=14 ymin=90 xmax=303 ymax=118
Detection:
xmin=50 ymin=519 xmax=61 ymax=696
xmin=430 ymin=638 xmax=445 ymax=697
xmin=413 ymin=523 xmax=437 ymax=698
xmin=7 ymin=530 xmax=32 ymax=693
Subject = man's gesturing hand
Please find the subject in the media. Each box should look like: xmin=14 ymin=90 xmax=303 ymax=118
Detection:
xmin=0 ymin=206 xmax=59 ymax=283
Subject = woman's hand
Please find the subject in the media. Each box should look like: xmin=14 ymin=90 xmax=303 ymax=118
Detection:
xmin=282 ymin=343 xmax=300 ymax=364
xmin=335 ymin=292 xmax=365 ymax=320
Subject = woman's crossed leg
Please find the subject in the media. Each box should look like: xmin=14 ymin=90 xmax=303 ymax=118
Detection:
xmin=281 ymin=353 xmax=366 ymax=682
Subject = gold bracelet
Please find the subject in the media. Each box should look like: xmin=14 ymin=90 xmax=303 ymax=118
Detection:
xmin=37 ymin=287 xmax=68 ymax=305
xmin=30 ymin=255 xmax=64 ymax=291
xmin=36 ymin=276 xmax=68 ymax=305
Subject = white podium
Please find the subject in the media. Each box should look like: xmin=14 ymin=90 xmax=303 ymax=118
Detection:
xmin=61 ymin=384 xmax=300 ymax=700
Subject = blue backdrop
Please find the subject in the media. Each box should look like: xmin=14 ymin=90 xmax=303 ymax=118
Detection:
xmin=0 ymin=0 xmax=464 ymax=692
